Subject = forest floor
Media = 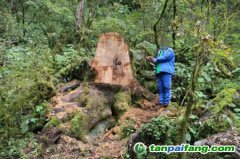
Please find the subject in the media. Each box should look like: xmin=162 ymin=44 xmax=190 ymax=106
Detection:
xmin=40 ymin=107 xmax=173 ymax=159
xmin=23 ymin=81 xmax=240 ymax=159
xmin=33 ymin=83 xmax=177 ymax=159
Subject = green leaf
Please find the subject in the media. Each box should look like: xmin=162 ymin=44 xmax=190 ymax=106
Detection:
xmin=229 ymin=103 xmax=236 ymax=108
xmin=36 ymin=105 xmax=43 ymax=113
xmin=189 ymin=127 xmax=197 ymax=135
xmin=234 ymin=108 xmax=240 ymax=113
xmin=186 ymin=132 xmax=191 ymax=142
xmin=21 ymin=120 xmax=29 ymax=133
xmin=189 ymin=114 xmax=199 ymax=120
xmin=30 ymin=118 xmax=38 ymax=123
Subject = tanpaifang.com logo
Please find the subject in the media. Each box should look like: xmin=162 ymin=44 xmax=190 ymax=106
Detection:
xmin=133 ymin=142 xmax=147 ymax=155
xmin=133 ymin=142 xmax=236 ymax=154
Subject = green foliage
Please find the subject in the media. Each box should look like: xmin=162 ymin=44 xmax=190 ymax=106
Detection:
xmin=43 ymin=116 xmax=60 ymax=129
xmin=0 ymin=45 xmax=55 ymax=143
xmin=21 ymin=102 xmax=50 ymax=133
xmin=0 ymin=134 xmax=43 ymax=159
xmin=0 ymin=0 xmax=239 ymax=158
xmin=120 ymin=119 xmax=136 ymax=138
xmin=172 ymin=62 xmax=192 ymax=101
xmin=55 ymin=46 xmax=92 ymax=79
xmin=113 ymin=91 xmax=131 ymax=118
xmin=70 ymin=84 xmax=112 ymax=142
xmin=209 ymin=88 xmax=236 ymax=114
xmin=140 ymin=116 xmax=177 ymax=145
xmin=188 ymin=108 xmax=240 ymax=144
xmin=92 ymin=17 xmax=127 ymax=35
xmin=70 ymin=111 xmax=89 ymax=142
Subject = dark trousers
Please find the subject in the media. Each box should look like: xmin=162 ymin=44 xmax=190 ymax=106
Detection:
xmin=157 ymin=72 xmax=172 ymax=105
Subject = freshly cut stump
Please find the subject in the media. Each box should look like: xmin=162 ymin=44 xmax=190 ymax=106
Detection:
xmin=92 ymin=32 xmax=135 ymax=86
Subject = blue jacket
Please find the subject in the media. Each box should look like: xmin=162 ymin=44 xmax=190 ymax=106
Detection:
xmin=153 ymin=47 xmax=175 ymax=75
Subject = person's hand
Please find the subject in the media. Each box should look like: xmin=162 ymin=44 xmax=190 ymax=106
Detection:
xmin=146 ymin=56 xmax=155 ymax=63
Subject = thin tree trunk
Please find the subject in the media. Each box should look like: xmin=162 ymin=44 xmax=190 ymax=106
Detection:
xmin=179 ymin=43 xmax=205 ymax=159
xmin=76 ymin=0 xmax=85 ymax=30
xmin=153 ymin=0 xmax=169 ymax=51
xmin=172 ymin=0 xmax=177 ymax=49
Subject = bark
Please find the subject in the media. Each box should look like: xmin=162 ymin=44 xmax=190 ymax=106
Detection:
xmin=172 ymin=0 xmax=177 ymax=49
xmin=153 ymin=0 xmax=169 ymax=51
xmin=76 ymin=0 xmax=85 ymax=30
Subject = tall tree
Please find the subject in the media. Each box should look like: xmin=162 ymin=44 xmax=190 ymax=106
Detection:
xmin=76 ymin=0 xmax=85 ymax=30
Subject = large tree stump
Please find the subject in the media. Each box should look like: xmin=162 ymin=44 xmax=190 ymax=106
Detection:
xmin=92 ymin=32 xmax=135 ymax=87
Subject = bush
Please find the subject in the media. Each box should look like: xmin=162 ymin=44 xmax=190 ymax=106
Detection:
xmin=139 ymin=116 xmax=177 ymax=145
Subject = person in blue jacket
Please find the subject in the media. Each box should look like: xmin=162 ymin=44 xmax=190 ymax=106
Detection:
xmin=147 ymin=43 xmax=175 ymax=108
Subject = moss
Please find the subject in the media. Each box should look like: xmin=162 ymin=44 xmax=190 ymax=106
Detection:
xmin=75 ymin=94 xmax=88 ymax=106
xmin=144 ymin=81 xmax=157 ymax=93
xmin=70 ymin=111 xmax=89 ymax=142
xmin=74 ymin=84 xmax=90 ymax=106
xmin=226 ymin=110 xmax=240 ymax=130
xmin=71 ymin=85 xmax=113 ymax=142
xmin=210 ymin=88 xmax=236 ymax=114
xmin=44 ymin=117 xmax=60 ymax=129
xmin=75 ymin=84 xmax=110 ymax=112
xmin=232 ymin=91 xmax=240 ymax=106
xmin=71 ymin=95 xmax=110 ymax=142
xmin=113 ymin=91 xmax=131 ymax=117
xmin=34 ymin=81 xmax=56 ymax=100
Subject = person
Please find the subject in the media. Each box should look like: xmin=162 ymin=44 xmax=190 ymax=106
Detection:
xmin=146 ymin=44 xmax=175 ymax=108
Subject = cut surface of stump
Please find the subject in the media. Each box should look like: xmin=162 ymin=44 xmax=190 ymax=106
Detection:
xmin=92 ymin=32 xmax=135 ymax=86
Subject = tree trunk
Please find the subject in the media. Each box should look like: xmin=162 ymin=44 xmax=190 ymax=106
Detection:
xmin=179 ymin=43 xmax=205 ymax=159
xmin=76 ymin=0 xmax=85 ymax=30
xmin=91 ymin=32 xmax=136 ymax=87
xmin=172 ymin=0 xmax=177 ymax=49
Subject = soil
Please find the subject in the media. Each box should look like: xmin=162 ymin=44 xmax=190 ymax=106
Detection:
xmin=40 ymin=107 xmax=167 ymax=159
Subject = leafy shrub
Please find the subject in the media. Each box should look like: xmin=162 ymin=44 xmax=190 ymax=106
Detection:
xmin=120 ymin=119 xmax=136 ymax=138
xmin=0 ymin=134 xmax=43 ymax=159
xmin=0 ymin=45 xmax=55 ymax=152
xmin=139 ymin=116 xmax=177 ymax=145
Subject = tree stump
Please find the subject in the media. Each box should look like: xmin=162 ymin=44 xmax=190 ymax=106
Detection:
xmin=92 ymin=32 xmax=135 ymax=87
